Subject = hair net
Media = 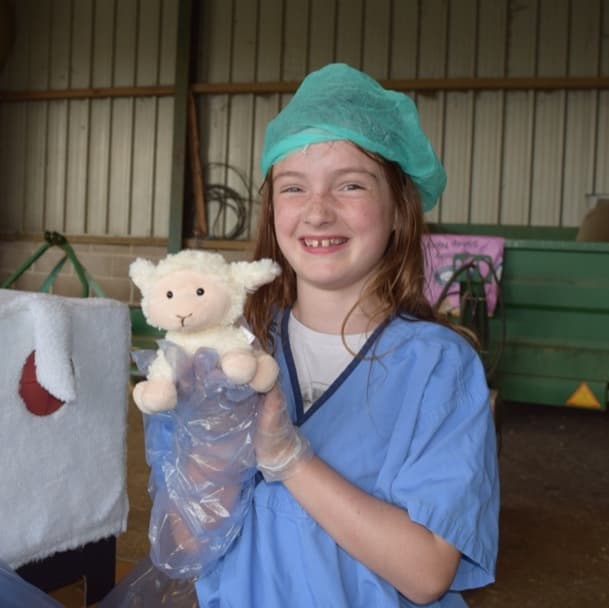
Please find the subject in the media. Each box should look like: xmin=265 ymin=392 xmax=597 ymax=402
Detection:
xmin=260 ymin=63 xmax=446 ymax=211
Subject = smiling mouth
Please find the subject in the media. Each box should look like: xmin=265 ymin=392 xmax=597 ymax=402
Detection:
xmin=302 ymin=238 xmax=347 ymax=248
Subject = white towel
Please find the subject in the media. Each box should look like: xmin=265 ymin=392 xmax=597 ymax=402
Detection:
xmin=0 ymin=291 xmax=76 ymax=402
xmin=0 ymin=289 xmax=131 ymax=568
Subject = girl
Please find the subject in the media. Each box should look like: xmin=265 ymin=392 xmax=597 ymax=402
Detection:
xmin=194 ymin=63 xmax=499 ymax=606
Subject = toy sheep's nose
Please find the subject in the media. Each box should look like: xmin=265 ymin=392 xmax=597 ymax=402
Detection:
xmin=176 ymin=313 xmax=192 ymax=327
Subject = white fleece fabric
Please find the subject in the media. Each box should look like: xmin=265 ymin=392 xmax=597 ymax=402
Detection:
xmin=0 ymin=289 xmax=131 ymax=568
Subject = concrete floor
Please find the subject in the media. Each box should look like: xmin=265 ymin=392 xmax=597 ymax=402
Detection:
xmin=464 ymin=401 xmax=609 ymax=607
xmin=55 ymin=397 xmax=609 ymax=607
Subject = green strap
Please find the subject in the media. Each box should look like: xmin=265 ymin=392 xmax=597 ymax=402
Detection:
xmin=1 ymin=231 xmax=107 ymax=298
xmin=61 ymin=238 xmax=92 ymax=297
xmin=0 ymin=241 xmax=53 ymax=289
xmin=85 ymin=270 xmax=106 ymax=298
xmin=40 ymin=254 xmax=69 ymax=293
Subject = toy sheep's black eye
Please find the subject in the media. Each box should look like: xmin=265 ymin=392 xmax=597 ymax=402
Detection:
xmin=196 ymin=287 xmax=205 ymax=296
xmin=166 ymin=290 xmax=173 ymax=299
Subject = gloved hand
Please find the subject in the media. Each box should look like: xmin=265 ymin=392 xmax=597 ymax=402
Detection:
xmin=255 ymin=385 xmax=313 ymax=481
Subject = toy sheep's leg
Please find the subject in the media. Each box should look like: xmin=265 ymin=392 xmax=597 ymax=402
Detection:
xmin=249 ymin=353 xmax=279 ymax=393
xmin=133 ymin=378 xmax=178 ymax=413
xmin=134 ymin=352 xmax=178 ymax=413
xmin=220 ymin=349 xmax=258 ymax=384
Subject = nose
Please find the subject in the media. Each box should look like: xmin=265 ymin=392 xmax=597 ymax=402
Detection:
xmin=176 ymin=312 xmax=192 ymax=327
xmin=303 ymin=192 xmax=335 ymax=226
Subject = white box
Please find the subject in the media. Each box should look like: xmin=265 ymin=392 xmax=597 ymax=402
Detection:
xmin=0 ymin=289 xmax=130 ymax=568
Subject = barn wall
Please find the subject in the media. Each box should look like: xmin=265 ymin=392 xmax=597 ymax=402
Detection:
xmin=0 ymin=0 xmax=608 ymax=300
xmin=0 ymin=0 xmax=178 ymax=239
xmin=196 ymin=0 xmax=609 ymax=235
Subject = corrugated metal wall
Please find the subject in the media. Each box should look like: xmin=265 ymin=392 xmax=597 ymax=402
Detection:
xmin=0 ymin=0 xmax=178 ymax=239
xmin=196 ymin=0 xmax=609 ymax=236
xmin=1 ymin=0 xmax=608 ymax=243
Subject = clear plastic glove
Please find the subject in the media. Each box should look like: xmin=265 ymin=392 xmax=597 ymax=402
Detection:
xmin=255 ymin=385 xmax=313 ymax=482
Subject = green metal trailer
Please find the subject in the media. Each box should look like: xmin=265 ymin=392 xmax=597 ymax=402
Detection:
xmin=431 ymin=224 xmax=609 ymax=411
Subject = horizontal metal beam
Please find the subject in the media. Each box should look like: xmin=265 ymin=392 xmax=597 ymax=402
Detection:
xmin=0 ymin=233 xmax=168 ymax=247
xmin=0 ymin=85 xmax=175 ymax=102
xmin=191 ymin=76 xmax=609 ymax=94
xmin=0 ymin=233 xmax=254 ymax=249
xmin=2 ymin=76 xmax=608 ymax=103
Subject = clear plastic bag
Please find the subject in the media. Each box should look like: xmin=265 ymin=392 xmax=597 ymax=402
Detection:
xmin=98 ymin=557 xmax=198 ymax=608
xmin=132 ymin=342 xmax=260 ymax=580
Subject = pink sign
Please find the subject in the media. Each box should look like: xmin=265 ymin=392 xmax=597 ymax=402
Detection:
xmin=422 ymin=233 xmax=505 ymax=316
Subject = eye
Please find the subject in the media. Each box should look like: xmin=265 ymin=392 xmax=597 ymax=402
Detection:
xmin=166 ymin=291 xmax=173 ymax=299
xmin=278 ymin=185 xmax=303 ymax=194
xmin=196 ymin=287 xmax=205 ymax=296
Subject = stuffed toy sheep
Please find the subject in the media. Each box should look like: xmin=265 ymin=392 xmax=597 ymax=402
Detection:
xmin=129 ymin=249 xmax=281 ymax=413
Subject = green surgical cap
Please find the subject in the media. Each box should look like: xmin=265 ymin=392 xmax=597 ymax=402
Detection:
xmin=260 ymin=63 xmax=446 ymax=211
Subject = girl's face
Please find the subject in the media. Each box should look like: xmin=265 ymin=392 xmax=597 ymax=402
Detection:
xmin=272 ymin=140 xmax=395 ymax=298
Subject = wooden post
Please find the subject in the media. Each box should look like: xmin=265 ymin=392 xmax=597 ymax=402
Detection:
xmin=167 ymin=0 xmax=193 ymax=254
xmin=188 ymin=92 xmax=207 ymax=237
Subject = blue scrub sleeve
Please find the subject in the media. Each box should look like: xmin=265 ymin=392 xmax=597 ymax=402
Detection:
xmin=389 ymin=342 xmax=499 ymax=590
xmin=0 ymin=560 xmax=63 ymax=608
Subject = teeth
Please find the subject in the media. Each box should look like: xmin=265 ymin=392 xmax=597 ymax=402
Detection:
xmin=304 ymin=238 xmax=345 ymax=248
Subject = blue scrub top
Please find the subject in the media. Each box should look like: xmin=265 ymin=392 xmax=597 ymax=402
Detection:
xmin=0 ymin=560 xmax=63 ymax=608
xmin=195 ymin=311 xmax=499 ymax=607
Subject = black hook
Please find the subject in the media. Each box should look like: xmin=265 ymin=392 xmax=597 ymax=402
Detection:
xmin=44 ymin=231 xmax=67 ymax=246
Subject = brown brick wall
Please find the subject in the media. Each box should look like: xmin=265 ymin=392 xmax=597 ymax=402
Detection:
xmin=0 ymin=240 xmax=167 ymax=304
xmin=0 ymin=240 xmax=252 ymax=304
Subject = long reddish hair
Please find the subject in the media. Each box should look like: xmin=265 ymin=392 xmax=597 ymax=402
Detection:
xmin=244 ymin=151 xmax=444 ymax=352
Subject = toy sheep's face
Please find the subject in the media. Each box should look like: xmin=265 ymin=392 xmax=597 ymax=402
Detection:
xmin=146 ymin=269 xmax=232 ymax=332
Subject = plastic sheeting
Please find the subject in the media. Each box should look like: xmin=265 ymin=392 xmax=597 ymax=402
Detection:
xmin=133 ymin=341 xmax=260 ymax=580
xmin=99 ymin=557 xmax=199 ymax=608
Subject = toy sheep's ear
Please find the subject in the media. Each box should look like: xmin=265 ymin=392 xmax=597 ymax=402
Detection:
xmin=129 ymin=258 xmax=157 ymax=293
xmin=230 ymin=259 xmax=282 ymax=292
